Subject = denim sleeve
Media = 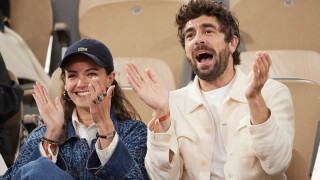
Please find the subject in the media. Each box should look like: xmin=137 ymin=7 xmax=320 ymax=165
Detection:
xmin=87 ymin=120 xmax=149 ymax=179
xmin=1 ymin=125 xmax=46 ymax=180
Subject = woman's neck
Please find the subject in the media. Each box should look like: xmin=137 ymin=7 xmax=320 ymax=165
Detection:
xmin=76 ymin=107 xmax=94 ymax=128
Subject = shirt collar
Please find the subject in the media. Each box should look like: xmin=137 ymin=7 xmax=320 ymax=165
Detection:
xmin=185 ymin=66 xmax=248 ymax=113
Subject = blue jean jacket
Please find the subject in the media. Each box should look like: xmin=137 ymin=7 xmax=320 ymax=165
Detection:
xmin=2 ymin=109 xmax=149 ymax=179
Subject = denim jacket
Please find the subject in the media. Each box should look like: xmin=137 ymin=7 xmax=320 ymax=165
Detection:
xmin=2 ymin=109 xmax=149 ymax=179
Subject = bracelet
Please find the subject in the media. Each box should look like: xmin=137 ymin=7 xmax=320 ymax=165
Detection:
xmin=96 ymin=130 xmax=116 ymax=139
xmin=42 ymin=136 xmax=59 ymax=146
xmin=158 ymin=111 xmax=170 ymax=122
xmin=42 ymin=140 xmax=57 ymax=160
xmin=153 ymin=111 xmax=170 ymax=139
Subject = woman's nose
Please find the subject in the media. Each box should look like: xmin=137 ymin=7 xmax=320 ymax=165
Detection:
xmin=76 ymin=78 xmax=89 ymax=88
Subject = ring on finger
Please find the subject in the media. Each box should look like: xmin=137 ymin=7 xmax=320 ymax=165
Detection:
xmin=93 ymin=99 xmax=100 ymax=105
xmin=97 ymin=94 xmax=104 ymax=101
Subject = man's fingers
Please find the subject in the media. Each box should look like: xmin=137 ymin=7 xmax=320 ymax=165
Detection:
xmin=130 ymin=62 xmax=146 ymax=82
xmin=126 ymin=63 xmax=143 ymax=88
xmin=146 ymin=68 xmax=160 ymax=84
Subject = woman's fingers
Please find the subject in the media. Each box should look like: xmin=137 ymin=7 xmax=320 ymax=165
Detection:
xmin=55 ymin=97 xmax=63 ymax=113
xmin=106 ymin=85 xmax=115 ymax=100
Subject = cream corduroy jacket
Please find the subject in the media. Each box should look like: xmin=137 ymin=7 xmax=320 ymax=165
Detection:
xmin=145 ymin=68 xmax=294 ymax=180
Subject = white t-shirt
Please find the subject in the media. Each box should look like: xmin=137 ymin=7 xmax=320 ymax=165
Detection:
xmin=202 ymin=79 xmax=234 ymax=180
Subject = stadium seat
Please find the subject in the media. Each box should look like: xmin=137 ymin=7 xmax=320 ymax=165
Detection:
xmin=285 ymin=149 xmax=309 ymax=180
xmin=78 ymin=0 xmax=188 ymax=88
xmin=231 ymin=0 xmax=320 ymax=53
xmin=0 ymin=26 xmax=50 ymax=88
xmin=10 ymin=0 xmax=53 ymax=68
xmin=273 ymin=78 xmax=320 ymax=173
xmin=4 ymin=70 xmax=23 ymax=165
xmin=239 ymin=50 xmax=320 ymax=85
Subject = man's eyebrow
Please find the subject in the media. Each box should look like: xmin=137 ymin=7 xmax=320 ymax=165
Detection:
xmin=201 ymin=23 xmax=217 ymax=30
xmin=183 ymin=27 xmax=195 ymax=36
xmin=183 ymin=23 xmax=218 ymax=35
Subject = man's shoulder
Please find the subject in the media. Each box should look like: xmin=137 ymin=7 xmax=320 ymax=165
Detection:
xmin=170 ymin=83 xmax=192 ymax=99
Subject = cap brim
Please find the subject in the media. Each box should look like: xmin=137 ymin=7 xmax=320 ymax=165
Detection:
xmin=60 ymin=52 xmax=106 ymax=68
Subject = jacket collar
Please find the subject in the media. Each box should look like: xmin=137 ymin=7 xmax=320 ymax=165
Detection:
xmin=227 ymin=67 xmax=248 ymax=104
xmin=185 ymin=66 xmax=248 ymax=114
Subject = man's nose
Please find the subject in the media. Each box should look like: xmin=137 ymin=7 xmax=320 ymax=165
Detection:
xmin=194 ymin=32 xmax=206 ymax=45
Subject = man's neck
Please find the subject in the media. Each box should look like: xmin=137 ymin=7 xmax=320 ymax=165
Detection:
xmin=199 ymin=67 xmax=235 ymax=92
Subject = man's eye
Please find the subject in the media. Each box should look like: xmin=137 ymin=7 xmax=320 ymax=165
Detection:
xmin=206 ymin=30 xmax=213 ymax=34
xmin=186 ymin=33 xmax=194 ymax=39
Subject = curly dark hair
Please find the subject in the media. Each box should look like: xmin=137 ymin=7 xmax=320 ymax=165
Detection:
xmin=176 ymin=0 xmax=241 ymax=65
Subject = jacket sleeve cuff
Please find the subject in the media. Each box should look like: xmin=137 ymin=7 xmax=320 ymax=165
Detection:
xmin=95 ymin=133 xmax=119 ymax=166
xmin=247 ymin=113 xmax=277 ymax=140
xmin=88 ymin=138 xmax=134 ymax=179
xmin=147 ymin=120 xmax=178 ymax=168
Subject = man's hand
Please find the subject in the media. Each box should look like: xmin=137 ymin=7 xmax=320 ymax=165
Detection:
xmin=245 ymin=52 xmax=272 ymax=125
xmin=126 ymin=62 xmax=170 ymax=132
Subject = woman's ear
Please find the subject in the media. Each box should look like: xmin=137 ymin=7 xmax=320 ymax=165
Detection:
xmin=107 ymin=72 xmax=116 ymax=86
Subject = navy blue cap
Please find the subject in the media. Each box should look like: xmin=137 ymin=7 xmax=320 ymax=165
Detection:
xmin=60 ymin=38 xmax=114 ymax=71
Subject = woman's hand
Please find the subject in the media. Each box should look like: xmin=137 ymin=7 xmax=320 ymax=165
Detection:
xmin=86 ymin=77 xmax=115 ymax=147
xmin=33 ymin=82 xmax=64 ymax=141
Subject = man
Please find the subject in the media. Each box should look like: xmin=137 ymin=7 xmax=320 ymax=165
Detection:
xmin=126 ymin=0 xmax=294 ymax=179
xmin=0 ymin=52 xmax=23 ymax=167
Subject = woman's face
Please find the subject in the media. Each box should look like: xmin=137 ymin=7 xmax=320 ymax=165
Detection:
xmin=64 ymin=55 xmax=115 ymax=109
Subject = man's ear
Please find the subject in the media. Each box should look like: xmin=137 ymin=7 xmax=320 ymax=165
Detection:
xmin=229 ymin=35 xmax=239 ymax=54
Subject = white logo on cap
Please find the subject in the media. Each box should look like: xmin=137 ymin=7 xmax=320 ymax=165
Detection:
xmin=78 ymin=47 xmax=88 ymax=51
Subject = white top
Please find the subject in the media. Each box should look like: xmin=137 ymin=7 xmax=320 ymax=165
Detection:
xmin=39 ymin=109 xmax=119 ymax=165
xmin=0 ymin=154 xmax=7 ymax=176
xmin=312 ymin=144 xmax=320 ymax=180
xmin=202 ymin=78 xmax=234 ymax=180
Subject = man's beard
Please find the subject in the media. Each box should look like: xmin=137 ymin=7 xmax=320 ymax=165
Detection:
xmin=187 ymin=45 xmax=231 ymax=81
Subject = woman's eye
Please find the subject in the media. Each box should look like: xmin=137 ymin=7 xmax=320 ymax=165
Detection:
xmin=88 ymin=73 xmax=97 ymax=77
xmin=68 ymin=74 xmax=76 ymax=78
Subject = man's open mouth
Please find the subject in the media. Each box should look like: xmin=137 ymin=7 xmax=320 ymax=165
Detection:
xmin=196 ymin=52 xmax=213 ymax=63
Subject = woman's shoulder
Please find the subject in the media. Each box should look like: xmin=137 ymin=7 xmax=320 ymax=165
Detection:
xmin=26 ymin=124 xmax=47 ymax=140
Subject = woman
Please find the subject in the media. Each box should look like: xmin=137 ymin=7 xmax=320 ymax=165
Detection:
xmin=2 ymin=39 xmax=149 ymax=179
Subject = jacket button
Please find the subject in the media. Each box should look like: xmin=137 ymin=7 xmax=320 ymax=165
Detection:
xmin=249 ymin=129 xmax=255 ymax=135
xmin=205 ymin=128 xmax=212 ymax=134
xmin=201 ymin=160 xmax=207 ymax=166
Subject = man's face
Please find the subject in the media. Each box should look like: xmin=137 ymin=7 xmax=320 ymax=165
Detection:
xmin=183 ymin=15 xmax=232 ymax=81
